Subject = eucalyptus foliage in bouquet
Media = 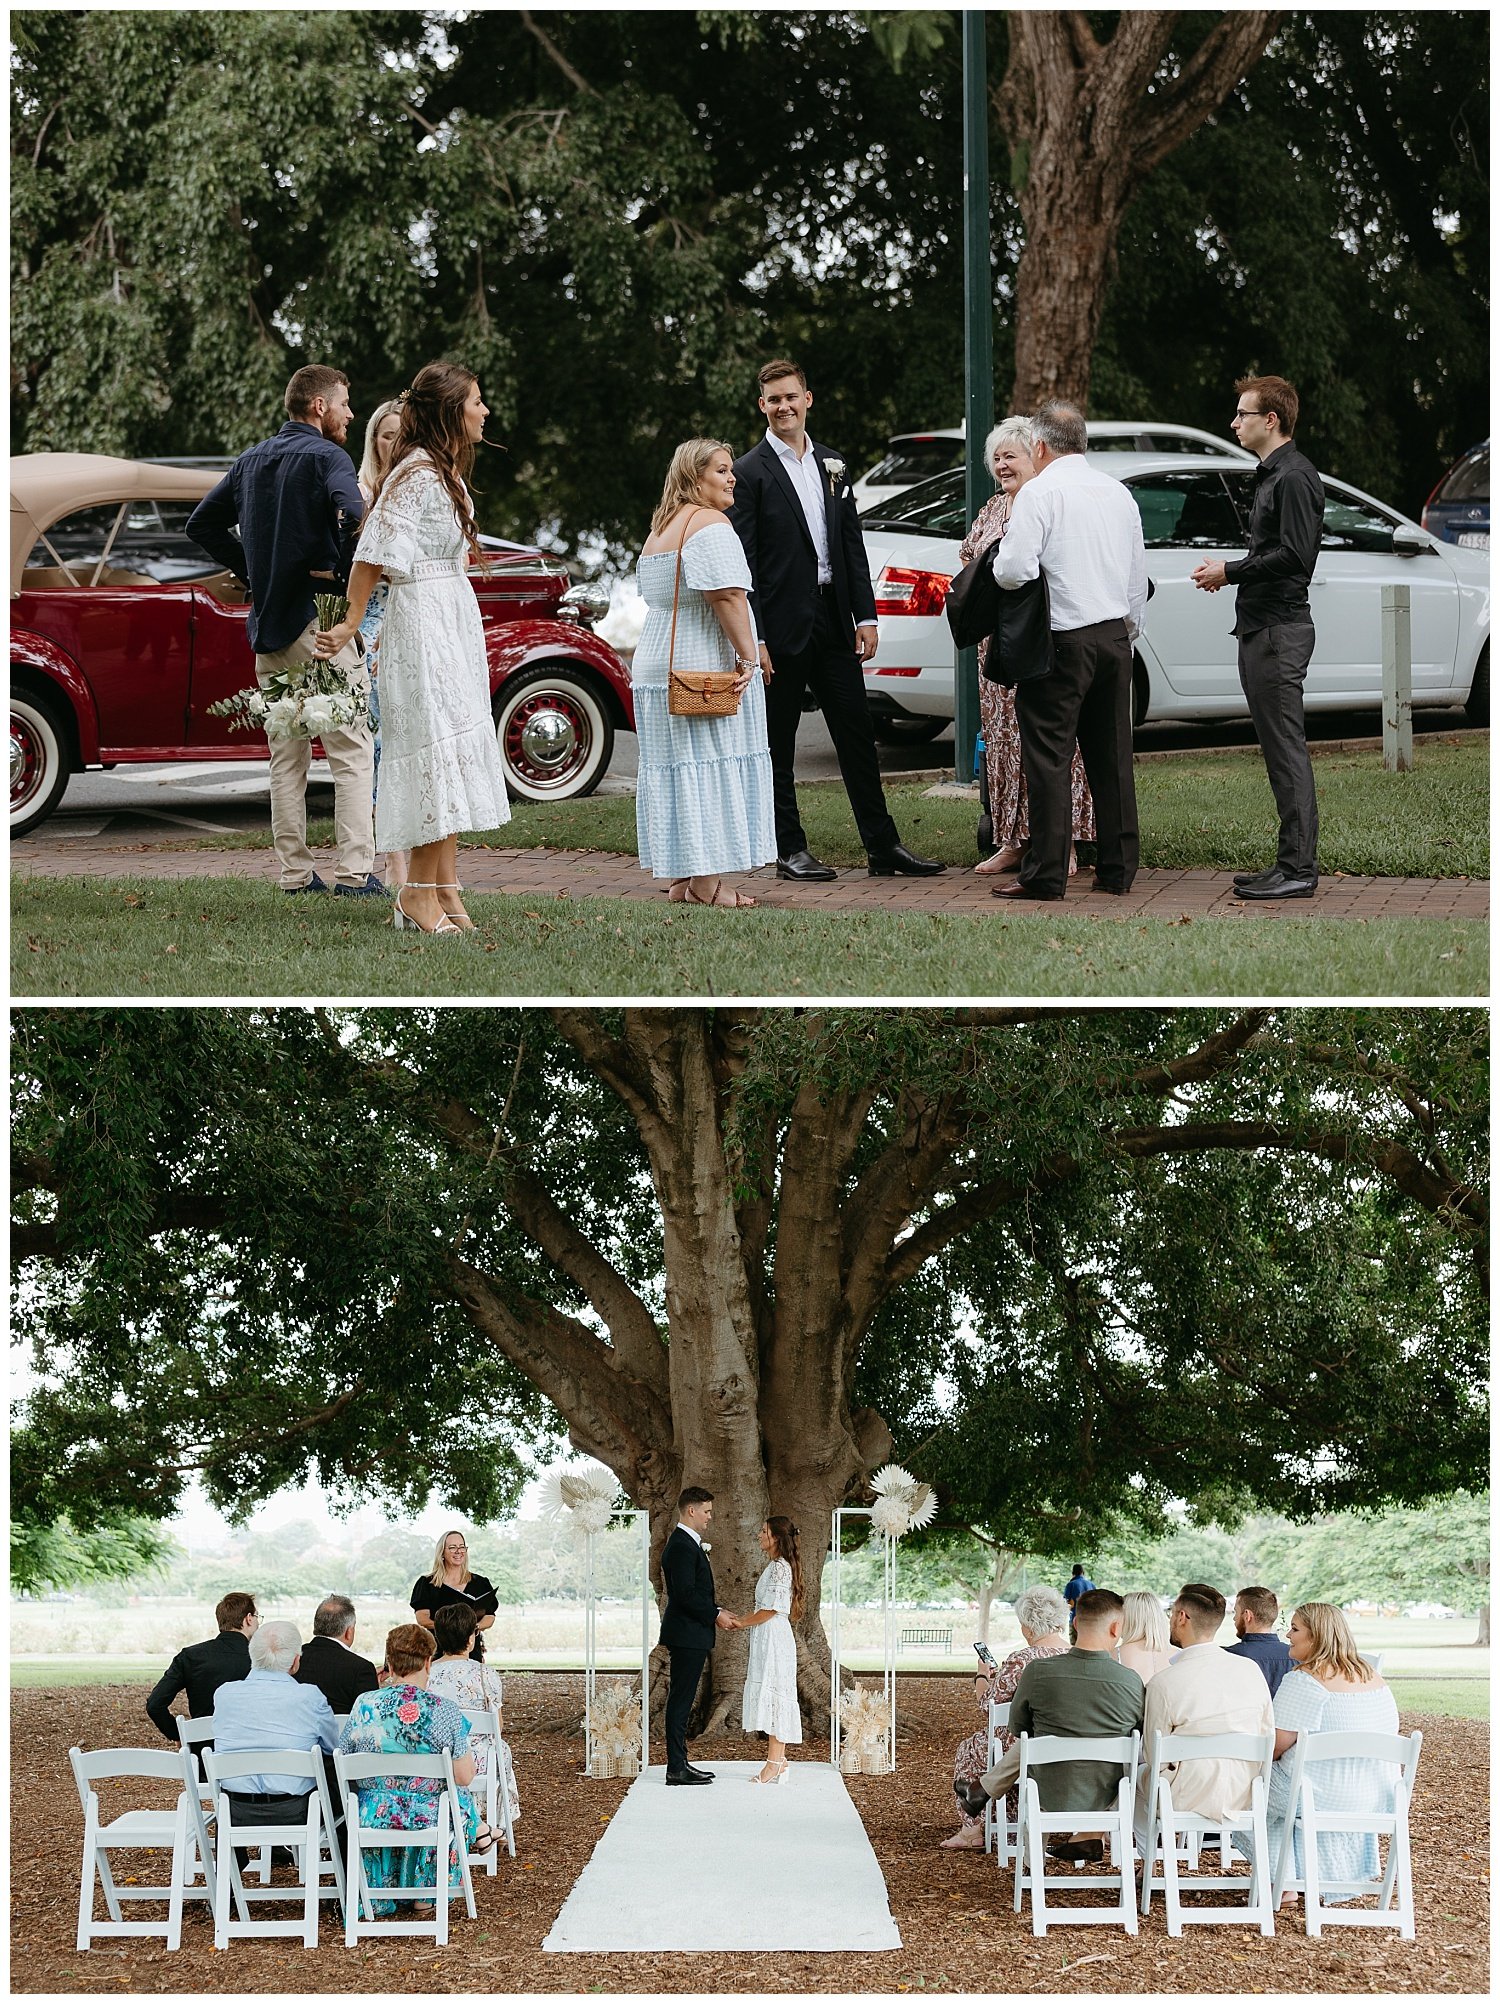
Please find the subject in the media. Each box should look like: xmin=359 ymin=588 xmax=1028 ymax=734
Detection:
xmin=206 ymin=593 xmax=369 ymax=741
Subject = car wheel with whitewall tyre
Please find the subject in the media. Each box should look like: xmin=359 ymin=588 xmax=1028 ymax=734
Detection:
xmin=493 ymin=662 xmax=615 ymax=800
xmin=10 ymin=686 xmax=73 ymax=835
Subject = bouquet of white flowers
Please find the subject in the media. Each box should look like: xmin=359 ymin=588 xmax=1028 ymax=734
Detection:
xmin=207 ymin=594 xmax=369 ymax=741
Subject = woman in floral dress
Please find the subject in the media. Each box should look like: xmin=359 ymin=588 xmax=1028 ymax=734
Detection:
xmin=426 ymin=1601 xmax=521 ymax=1827
xmin=338 ymin=1624 xmax=489 ymax=1913
xmin=941 ymin=1584 xmax=1071 ymax=1849
xmin=959 ymin=418 xmax=1095 ymax=877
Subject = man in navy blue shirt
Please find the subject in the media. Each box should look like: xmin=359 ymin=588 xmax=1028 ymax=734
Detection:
xmin=187 ymin=365 xmax=380 ymax=897
xmin=1224 ymin=1585 xmax=1292 ymax=1698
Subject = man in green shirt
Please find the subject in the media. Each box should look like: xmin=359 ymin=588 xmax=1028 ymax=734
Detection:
xmin=981 ymin=1588 xmax=1145 ymax=1861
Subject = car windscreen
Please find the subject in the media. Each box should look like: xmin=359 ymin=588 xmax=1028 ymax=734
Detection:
xmin=860 ymin=467 xmax=970 ymax=536
xmin=1439 ymin=444 xmax=1489 ymax=505
xmin=862 ymin=438 xmax=965 ymax=488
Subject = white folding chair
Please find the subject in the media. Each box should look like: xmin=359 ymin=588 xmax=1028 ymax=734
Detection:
xmin=202 ymin=1747 xmax=349 ymax=1946
xmin=1138 ymin=1731 xmax=1275 ymax=1935
xmin=69 ymin=1747 xmax=202 ymax=1950
xmin=465 ymin=1708 xmax=516 ymax=1867
xmin=176 ymin=1715 xmax=274 ymax=1885
xmin=983 ymin=1700 xmax=1012 ymax=1864
xmin=335 ymin=1749 xmax=476 ymax=1946
xmin=1011 ymin=1733 xmax=1140 ymax=1936
xmin=1271 ymin=1728 xmax=1421 ymax=1939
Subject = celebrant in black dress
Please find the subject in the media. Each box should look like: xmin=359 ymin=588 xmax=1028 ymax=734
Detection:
xmin=410 ymin=1529 xmax=499 ymax=1662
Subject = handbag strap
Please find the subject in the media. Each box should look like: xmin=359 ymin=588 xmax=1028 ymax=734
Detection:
xmin=667 ymin=507 xmax=707 ymax=679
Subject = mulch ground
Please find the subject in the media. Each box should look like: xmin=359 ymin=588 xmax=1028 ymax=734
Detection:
xmin=15 ymin=1674 xmax=1487 ymax=1994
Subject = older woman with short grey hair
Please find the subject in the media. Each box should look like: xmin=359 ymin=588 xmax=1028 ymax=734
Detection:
xmin=959 ymin=417 xmax=1095 ymax=877
xmin=940 ymin=1581 xmax=1071 ymax=1849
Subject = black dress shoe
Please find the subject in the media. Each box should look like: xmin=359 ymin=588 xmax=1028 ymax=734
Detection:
xmin=1233 ymin=864 xmax=1280 ymax=889
xmin=665 ymin=1767 xmax=713 ymax=1786
xmin=684 ymin=1763 xmax=715 ymax=1781
xmin=776 ymin=849 xmax=837 ymax=881
xmin=1090 ymin=878 xmax=1132 ymax=896
xmin=868 ymin=842 xmax=945 ymax=877
xmin=1047 ymin=1837 xmax=1105 ymax=1863
xmin=1234 ymin=868 xmax=1318 ymax=901
xmin=991 ymin=879 xmax=1064 ymax=902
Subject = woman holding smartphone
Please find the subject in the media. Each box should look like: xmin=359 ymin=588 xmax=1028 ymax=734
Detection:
xmin=942 ymin=1584 xmax=1070 ymax=1850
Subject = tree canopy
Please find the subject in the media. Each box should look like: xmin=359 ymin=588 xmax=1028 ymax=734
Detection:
xmin=11 ymin=10 xmax=1487 ymax=545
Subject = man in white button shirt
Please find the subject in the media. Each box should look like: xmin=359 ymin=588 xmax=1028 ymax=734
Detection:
xmin=990 ymin=401 xmax=1149 ymax=900
xmin=728 ymin=360 xmax=943 ymax=882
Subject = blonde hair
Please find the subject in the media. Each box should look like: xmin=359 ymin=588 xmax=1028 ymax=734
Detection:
xmin=429 ymin=1528 xmax=473 ymax=1589
xmin=1291 ymin=1601 xmax=1376 ymax=1683
xmin=651 ymin=438 xmax=735 ymax=536
xmin=984 ymin=415 xmax=1034 ymax=475
xmin=1119 ymin=1590 xmax=1169 ymax=1654
xmin=358 ymin=398 xmax=403 ymax=500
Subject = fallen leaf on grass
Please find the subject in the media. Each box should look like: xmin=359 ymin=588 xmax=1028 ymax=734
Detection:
xmin=164 ymin=944 xmax=178 ymax=954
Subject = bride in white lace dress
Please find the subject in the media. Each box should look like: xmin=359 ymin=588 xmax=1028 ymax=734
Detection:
xmin=737 ymin=1516 xmax=804 ymax=1784
xmin=316 ymin=362 xmax=509 ymax=936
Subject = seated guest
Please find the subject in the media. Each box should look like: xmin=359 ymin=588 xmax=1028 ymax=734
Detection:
xmin=1117 ymin=1590 xmax=1174 ymax=1682
xmin=146 ymin=1591 xmax=259 ymax=1743
xmin=210 ymin=1619 xmax=339 ymax=1831
xmin=942 ymin=1584 xmax=1070 ymax=1850
xmin=411 ymin=1530 xmax=499 ymax=1661
xmin=1236 ymin=1601 xmax=1400 ymax=1902
xmin=338 ymin=1624 xmax=489 ymax=1915
xmin=1133 ymin=1581 xmax=1274 ymax=1849
xmin=294 ymin=1594 xmax=380 ymax=1714
xmin=426 ymin=1602 xmax=521 ymax=1828
xmin=1226 ymin=1585 xmax=1293 ymax=1698
xmin=980 ymin=1589 xmax=1145 ymax=1863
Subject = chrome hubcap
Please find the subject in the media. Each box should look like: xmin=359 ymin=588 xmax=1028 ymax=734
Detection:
xmin=519 ymin=708 xmax=578 ymax=771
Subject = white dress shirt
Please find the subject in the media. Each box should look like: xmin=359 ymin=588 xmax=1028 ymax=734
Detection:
xmin=992 ymin=452 xmax=1149 ymax=641
xmin=765 ymin=429 xmax=876 ymax=628
xmin=677 ymin=1521 xmax=704 ymax=1548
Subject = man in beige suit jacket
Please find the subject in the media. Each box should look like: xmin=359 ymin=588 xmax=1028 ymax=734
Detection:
xmin=1133 ymin=1582 xmax=1274 ymax=1849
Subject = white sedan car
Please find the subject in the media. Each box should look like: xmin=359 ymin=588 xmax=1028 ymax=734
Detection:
xmin=858 ymin=453 xmax=1490 ymax=743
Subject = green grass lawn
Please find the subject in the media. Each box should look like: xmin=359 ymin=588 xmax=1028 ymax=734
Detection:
xmin=10 ymin=876 xmax=1486 ymax=997
xmin=1386 ymin=1677 xmax=1490 ymax=1721
xmin=151 ymin=741 xmax=1489 ymax=880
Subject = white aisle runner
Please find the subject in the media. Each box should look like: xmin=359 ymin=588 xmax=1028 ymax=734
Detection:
xmin=543 ymin=1762 xmax=902 ymax=1952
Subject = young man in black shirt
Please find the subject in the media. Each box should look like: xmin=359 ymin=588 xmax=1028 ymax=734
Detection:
xmin=1191 ymin=373 xmax=1324 ymax=900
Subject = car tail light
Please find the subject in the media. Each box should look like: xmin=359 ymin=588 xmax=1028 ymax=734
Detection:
xmin=874 ymin=564 xmax=952 ymax=616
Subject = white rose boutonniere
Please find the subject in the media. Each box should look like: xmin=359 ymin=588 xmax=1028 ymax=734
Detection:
xmin=823 ymin=456 xmax=847 ymax=493
xmin=702 ymin=1541 xmax=712 ymax=1554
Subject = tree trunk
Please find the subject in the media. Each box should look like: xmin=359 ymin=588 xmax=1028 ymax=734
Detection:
xmin=995 ymin=12 xmax=1284 ymax=411
xmin=1472 ymin=1603 xmax=1489 ymax=1647
xmin=976 ymin=1543 xmax=1028 ymax=1645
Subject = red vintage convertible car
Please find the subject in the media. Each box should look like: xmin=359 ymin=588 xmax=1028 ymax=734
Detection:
xmin=10 ymin=453 xmax=636 ymax=836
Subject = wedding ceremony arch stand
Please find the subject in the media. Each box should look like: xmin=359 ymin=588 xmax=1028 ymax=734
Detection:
xmin=582 ymin=1508 xmax=652 ymax=1777
xmin=827 ymin=1505 xmax=898 ymax=1770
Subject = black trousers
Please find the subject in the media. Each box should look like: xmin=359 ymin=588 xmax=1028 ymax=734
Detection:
xmin=1015 ymin=617 xmax=1138 ymax=895
xmin=664 ymin=1647 xmax=709 ymax=1772
xmin=765 ymin=591 xmax=900 ymax=857
xmin=1237 ymin=620 xmax=1319 ymax=875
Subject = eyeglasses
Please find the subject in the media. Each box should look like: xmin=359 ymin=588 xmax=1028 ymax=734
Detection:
xmin=1233 ymin=407 xmax=1263 ymax=420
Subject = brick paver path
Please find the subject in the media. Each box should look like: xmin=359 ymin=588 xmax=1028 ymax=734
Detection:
xmin=12 ymin=843 xmax=1488 ymax=920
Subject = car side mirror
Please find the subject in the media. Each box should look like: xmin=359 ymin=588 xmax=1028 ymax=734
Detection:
xmin=1392 ymin=524 xmax=1435 ymax=557
xmin=558 ymin=581 xmax=610 ymax=626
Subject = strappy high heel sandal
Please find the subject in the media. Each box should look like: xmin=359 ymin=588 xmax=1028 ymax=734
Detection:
xmin=750 ymin=1759 xmax=790 ymax=1785
xmin=435 ymin=883 xmax=476 ymax=931
xmin=393 ymin=884 xmax=462 ymax=937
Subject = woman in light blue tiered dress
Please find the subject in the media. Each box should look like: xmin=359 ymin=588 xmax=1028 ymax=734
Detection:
xmin=1236 ymin=1600 xmax=1400 ymax=1903
xmin=633 ymin=439 xmax=776 ymax=906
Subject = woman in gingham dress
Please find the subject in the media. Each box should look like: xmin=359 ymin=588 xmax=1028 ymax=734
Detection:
xmin=958 ymin=417 xmax=1094 ymax=877
xmin=941 ymin=1584 xmax=1071 ymax=1849
xmin=633 ymin=439 xmax=776 ymax=906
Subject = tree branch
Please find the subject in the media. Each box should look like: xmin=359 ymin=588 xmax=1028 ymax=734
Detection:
xmin=520 ymin=11 xmax=596 ymax=96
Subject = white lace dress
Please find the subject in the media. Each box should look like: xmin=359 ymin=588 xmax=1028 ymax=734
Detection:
xmin=741 ymin=1558 xmax=802 ymax=1743
xmin=353 ymin=452 xmax=511 ymax=851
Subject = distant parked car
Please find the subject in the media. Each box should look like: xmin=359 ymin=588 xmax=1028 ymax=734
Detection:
xmin=1421 ymin=439 xmax=1488 ymax=549
xmin=10 ymin=453 xmax=635 ymax=835
xmin=850 ymin=421 xmax=1252 ymax=511
xmin=856 ymin=453 xmax=1490 ymax=738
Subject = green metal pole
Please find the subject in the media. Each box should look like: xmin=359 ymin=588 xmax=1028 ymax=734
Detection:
xmin=955 ymin=9 xmax=993 ymax=786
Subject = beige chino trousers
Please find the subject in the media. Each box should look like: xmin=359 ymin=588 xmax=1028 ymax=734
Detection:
xmin=254 ymin=621 xmax=375 ymax=889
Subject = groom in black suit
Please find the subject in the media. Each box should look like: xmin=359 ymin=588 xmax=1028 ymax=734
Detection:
xmin=728 ymin=360 xmax=943 ymax=882
xmin=659 ymin=1485 xmax=737 ymax=1786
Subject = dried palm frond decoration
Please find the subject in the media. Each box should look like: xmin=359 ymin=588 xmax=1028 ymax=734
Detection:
xmin=583 ymin=1680 xmax=641 ymax=1778
xmin=538 ymin=1459 xmax=619 ymax=1537
xmin=868 ymin=1463 xmax=938 ymax=1540
xmin=838 ymin=1683 xmax=892 ymax=1774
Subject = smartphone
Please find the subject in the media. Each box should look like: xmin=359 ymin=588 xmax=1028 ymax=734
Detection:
xmin=973 ymin=1640 xmax=998 ymax=1670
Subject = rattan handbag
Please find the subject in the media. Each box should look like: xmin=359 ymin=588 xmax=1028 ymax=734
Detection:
xmin=665 ymin=508 xmax=744 ymax=718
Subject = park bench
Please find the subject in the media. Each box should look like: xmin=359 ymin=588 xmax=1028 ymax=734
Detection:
xmin=897 ymin=1625 xmax=953 ymax=1653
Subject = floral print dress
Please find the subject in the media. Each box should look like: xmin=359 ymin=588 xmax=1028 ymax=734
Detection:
xmin=338 ymin=1683 xmax=480 ymax=1913
xmin=959 ymin=493 xmax=1095 ymax=858
xmin=952 ymin=1639 xmax=1069 ymax=1829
